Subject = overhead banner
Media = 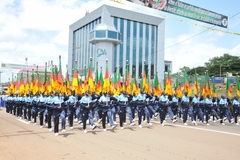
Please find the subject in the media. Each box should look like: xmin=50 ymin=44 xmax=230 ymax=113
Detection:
xmin=1 ymin=63 xmax=45 ymax=72
xmin=123 ymin=0 xmax=228 ymax=28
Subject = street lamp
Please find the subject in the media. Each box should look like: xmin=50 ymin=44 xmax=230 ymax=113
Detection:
xmin=0 ymin=71 xmax=2 ymax=93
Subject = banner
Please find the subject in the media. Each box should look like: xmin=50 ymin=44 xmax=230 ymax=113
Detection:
xmin=124 ymin=0 xmax=228 ymax=28
xmin=1 ymin=63 xmax=45 ymax=71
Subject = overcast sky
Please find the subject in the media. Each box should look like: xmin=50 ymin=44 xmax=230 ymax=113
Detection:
xmin=0 ymin=0 xmax=240 ymax=82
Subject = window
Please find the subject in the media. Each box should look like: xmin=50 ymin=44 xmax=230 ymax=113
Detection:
xmin=108 ymin=31 xmax=117 ymax=39
xmin=95 ymin=30 xmax=106 ymax=38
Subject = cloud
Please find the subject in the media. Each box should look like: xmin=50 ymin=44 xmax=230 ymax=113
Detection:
xmin=165 ymin=31 xmax=230 ymax=73
xmin=0 ymin=0 xmax=108 ymax=83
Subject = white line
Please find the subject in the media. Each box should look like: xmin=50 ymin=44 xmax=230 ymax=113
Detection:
xmin=152 ymin=121 xmax=240 ymax=137
xmin=17 ymin=119 xmax=29 ymax=124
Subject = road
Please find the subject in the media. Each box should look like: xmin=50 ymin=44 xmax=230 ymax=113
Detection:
xmin=1 ymin=107 xmax=240 ymax=160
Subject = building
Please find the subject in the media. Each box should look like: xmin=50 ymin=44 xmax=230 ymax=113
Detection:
xmin=68 ymin=1 xmax=165 ymax=81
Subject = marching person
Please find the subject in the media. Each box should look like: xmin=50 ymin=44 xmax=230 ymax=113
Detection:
xmin=52 ymin=92 xmax=64 ymax=136
xmin=181 ymin=92 xmax=190 ymax=125
xmin=232 ymin=96 xmax=240 ymax=125
xmin=158 ymin=92 xmax=168 ymax=126
xmin=191 ymin=94 xmax=203 ymax=125
xmin=38 ymin=93 xmax=46 ymax=128
xmin=98 ymin=91 xmax=117 ymax=131
xmin=79 ymin=91 xmax=96 ymax=134
xmin=219 ymin=95 xmax=234 ymax=125
xmin=204 ymin=95 xmax=212 ymax=125
xmin=118 ymin=91 xmax=135 ymax=129
xmin=67 ymin=90 xmax=77 ymax=130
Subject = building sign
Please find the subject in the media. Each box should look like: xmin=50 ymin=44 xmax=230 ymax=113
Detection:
xmin=1 ymin=63 xmax=45 ymax=71
xmin=116 ymin=0 xmax=228 ymax=28
xmin=97 ymin=48 xmax=107 ymax=57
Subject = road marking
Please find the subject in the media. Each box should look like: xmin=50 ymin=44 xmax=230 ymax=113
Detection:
xmin=152 ymin=121 xmax=240 ymax=137
xmin=17 ymin=119 xmax=29 ymax=124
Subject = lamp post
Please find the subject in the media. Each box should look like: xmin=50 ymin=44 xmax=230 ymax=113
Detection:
xmin=220 ymin=64 xmax=222 ymax=83
xmin=0 ymin=71 xmax=2 ymax=93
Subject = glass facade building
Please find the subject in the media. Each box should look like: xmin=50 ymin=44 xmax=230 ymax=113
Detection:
xmin=68 ymin=3 xmax=165 ymax=82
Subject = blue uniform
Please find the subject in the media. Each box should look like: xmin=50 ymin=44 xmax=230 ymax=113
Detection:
xmin=52 ymin=95 xmax=64 ymax=134
xmin=98 ymin=95 xmax=115 ymax=129
xmin=117 ymin=93 xmax=134 ymax=128
xmin=232 ymin=99 xmax=240 ymax=123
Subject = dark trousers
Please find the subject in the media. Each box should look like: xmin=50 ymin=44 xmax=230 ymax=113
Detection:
xmin=53 ymin=109 xmax=61 ymax=133
xmin=68 ymin=106 xmax=75 ymax=127
xmin=182 ymin=107 xmax=189 ymax=123
xmin=102 ymin=110 xmax=110 ymax=129
xmin=137 ymin=106 xmax=144 ymax=125
xmin=233 ymin=107 xmax=239 ymax=123
xmin=23 ymin=106 xmax=27 ymax=120
xmin=131 ymin=105 xmax=137 ymax=119
xmin=27 ymin=106 xmax=32 ymax=121
xmin=39 ymin=110 xmax=44 ymax=126
xmin=47 ymin=109 xmax=53 ymax=129
xmin=118 ymin=106 xmax=125 ymax=127
xmin=81 ymin=110 xmax=89 ymax=130
xmin=219 ymin=108 xmax=226 ymax=124
xmin=204 ymin=107 xmax=211 ymax=123
xmin=17 ymin=105 xmax=22 ymax=117
xmin=32 ymin=107 xmax=38 ymax=123
xmin=159 ymin=105 xmax=166 ymax=124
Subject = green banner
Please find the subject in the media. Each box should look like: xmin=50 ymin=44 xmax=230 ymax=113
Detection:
xmin=126 ymin=0 xmax=228 ymax=28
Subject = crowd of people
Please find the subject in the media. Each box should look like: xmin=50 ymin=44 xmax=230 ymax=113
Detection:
xmin=2 ymin=90 xmax=240 ymax=136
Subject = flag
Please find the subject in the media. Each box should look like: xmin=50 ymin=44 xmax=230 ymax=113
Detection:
xmin=25 ymin=71 xmax=30 ymax=95
xmin=142 ymin=64 xmax=147 ymax=92
xmin=183 ymin=70 xmax=192 ymax=96
xmin=41 ymin=63 xmax=47 ymax=94
xmin=132 ymin=74 xmax=139 ymax=95
xmin=83 ymin=66 xmax=88 ymax=93
xmin=125 ymin=64 xmax=131 ymax=94
xmin=7 ymin=82 xmax=11 ymax=95
xmin=30 ymin=70 xmax=35 ymax=93
xmin=193 ymin=71 xmax=199 ymax=95
xmin=153 ymin=74 xmax=161 ymax=96
xmin=164 ymin=70 xmax=172 ymax=95
xmin=88 ymin=59 xmax=95 ymax=93
xmin=33 ymin=67 xmax=40 ymax=94
xmin=226 ymin=77 xmax=232 ymax=98
xmin=10 ymin=75 xmax=15 ymax=92
xmin=200 ymin=82 xmax=206 ymax=98
xmin=174 ymin=75 xmax=182 ymax=97
xmin=54 ymin=66 xmax=59 ymax=92
xmin=236 ymin=77 xmax=240 ymax=97
xmin=116 ymin=67 xmax=122 ymax=93
xmin=19 ymin=72 xmax=25 ymax=95
xmin=103 ymin=60 xmax=110 ymax=93
xmin=47 ymin=76 xmax=52 ymax=94
xmin=72 ymin=62 xmax=78 ymax=92
xmin=212 ymin=80 xmax=217 ymax=97
xmin=58 ymin=56 xmax=63 ymax=87
xmin=96 ymin=67 xmax=103 ymax=94
xmin=204 ymin=75 xmax=211 ymax=96
xmin=65 ymin=68 xmax=71 ymax=95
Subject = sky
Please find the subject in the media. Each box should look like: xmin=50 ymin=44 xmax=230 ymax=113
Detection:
xmin=0 ymin=0 xmax=240 ymax=83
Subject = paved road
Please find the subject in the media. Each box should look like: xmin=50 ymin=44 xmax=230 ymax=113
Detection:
xmin=1 ymin=108 xmax=240 ymax=160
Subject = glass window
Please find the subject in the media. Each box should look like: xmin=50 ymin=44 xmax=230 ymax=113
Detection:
xmin=119 ymin=18 xmax=124 ymax=75
xmin=95 ymin=30 xmax=106 ymax=38
xmin=126 ymin=20 xmax=130 ymax=63
xmin=145 ymin=24 xmax=149 ymax=63
xmin=139 ymin=22 xmax=143 ymax=78
xmin=89 ymin=32 xmax=94 ymax=40
xmin=108 ymin=31 xmax=117 ymax=39
xmin=151 ymin=25 xmax=156 ymax=78
xmin=113 ymin=17 xmax=118 ymax=69
xmin=132 ymin=21 xmax=137 ymax=77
